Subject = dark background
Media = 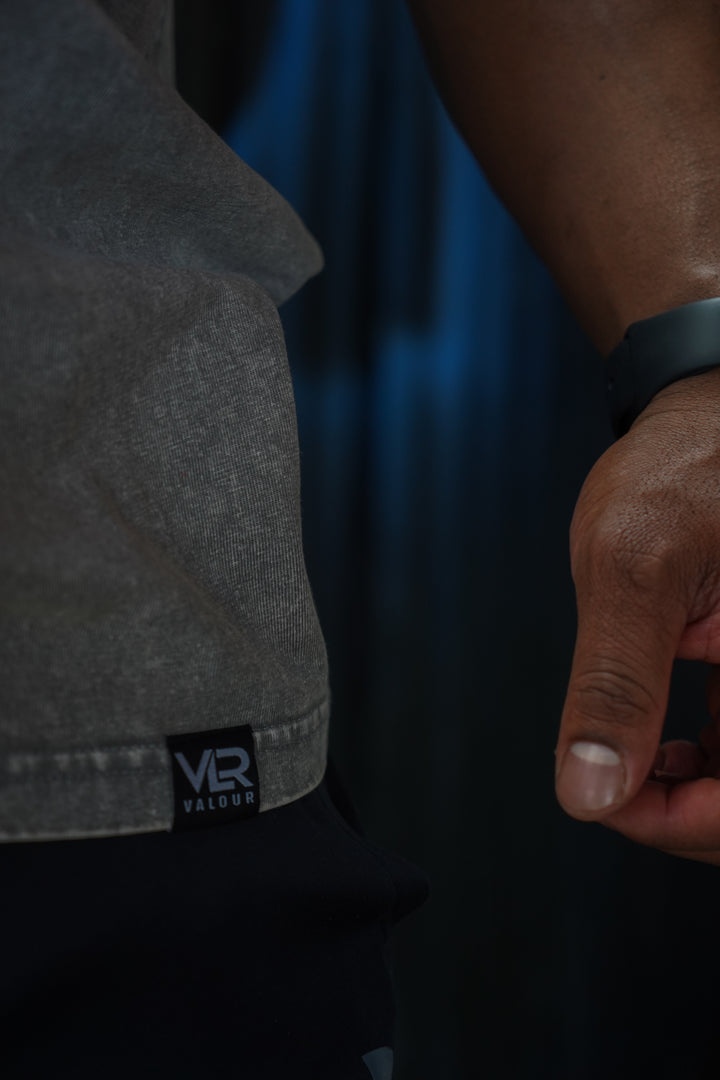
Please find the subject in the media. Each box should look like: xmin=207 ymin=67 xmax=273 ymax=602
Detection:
xmin=175 ymin=3 xmax=719 ymax=1077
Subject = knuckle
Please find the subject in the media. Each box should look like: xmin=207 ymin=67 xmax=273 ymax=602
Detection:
xmin=569 ymin=663 xmax=659 ymax=731
xmin=571 ymin=505 xmax=680 ymax=596
xmin=609 ymin=545 xmax=671 ymax=593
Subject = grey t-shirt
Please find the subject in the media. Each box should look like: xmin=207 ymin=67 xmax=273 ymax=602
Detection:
xmin=0 ymin=0 xmax=331 ymax=840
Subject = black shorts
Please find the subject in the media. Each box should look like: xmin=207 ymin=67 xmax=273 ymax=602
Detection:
xmin=0 ymin=755 xmax=430 ymax=1080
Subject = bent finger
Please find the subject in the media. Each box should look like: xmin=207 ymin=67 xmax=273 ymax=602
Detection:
xmin=601 ymin=776 xmax=720 ymax=852
xmin=653 ymin=739 xmax=707 ymax=782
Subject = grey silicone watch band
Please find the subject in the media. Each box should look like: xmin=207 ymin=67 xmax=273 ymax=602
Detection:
xmin=605 ymin=297 xmax=720 ymax=438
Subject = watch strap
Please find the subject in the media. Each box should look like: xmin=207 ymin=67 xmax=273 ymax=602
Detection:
xmin=605 ymin=297 xmax=720 ymax=438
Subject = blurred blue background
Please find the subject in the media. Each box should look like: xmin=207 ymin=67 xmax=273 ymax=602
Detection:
xmin=176 ymin=2 xmax=719 ymax=1077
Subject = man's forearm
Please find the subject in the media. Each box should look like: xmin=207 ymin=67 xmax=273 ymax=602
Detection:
xmin=407 ymin=1 xmax=720 ymax=354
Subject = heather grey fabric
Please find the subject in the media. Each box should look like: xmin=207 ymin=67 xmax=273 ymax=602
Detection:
xmin=0 ymin=0 xmax=331 ymax=840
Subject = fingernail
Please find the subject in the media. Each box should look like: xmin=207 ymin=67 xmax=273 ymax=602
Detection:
xmin=556 ymin=741 xmax=624 ymax=812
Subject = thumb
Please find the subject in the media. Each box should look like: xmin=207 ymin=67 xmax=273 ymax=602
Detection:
xmin=555 ymin=551 xmax=687 ymax=820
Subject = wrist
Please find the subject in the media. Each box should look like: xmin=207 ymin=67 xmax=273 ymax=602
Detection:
xmin=638 ymin=366 xmax=720 ymax=426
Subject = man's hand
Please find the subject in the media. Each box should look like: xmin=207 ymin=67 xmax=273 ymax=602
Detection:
xmin=404 ymin=0 xmax=720 ymax=863
xmin=555 ymin=367 xmax=720 ymax=864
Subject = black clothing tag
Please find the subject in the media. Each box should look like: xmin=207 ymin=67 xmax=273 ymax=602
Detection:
xmin=167 ymin=725 xmax=260 ymax=831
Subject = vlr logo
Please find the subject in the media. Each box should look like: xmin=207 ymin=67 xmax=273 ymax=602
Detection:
xmin=174 ymin=746 xmax=254 ymax=795
xmin=167 ymin=725 xmax=260 ymax=831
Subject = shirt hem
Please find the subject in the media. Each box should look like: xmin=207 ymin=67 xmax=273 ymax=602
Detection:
xmin=0 ymin=699 xmax=330 ymax=842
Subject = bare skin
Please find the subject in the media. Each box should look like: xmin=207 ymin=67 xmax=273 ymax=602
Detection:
xmin=563 ymin=367 xmax=720 ymax=865
xmin=407 ymin=1 xmax=720 ymax=864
